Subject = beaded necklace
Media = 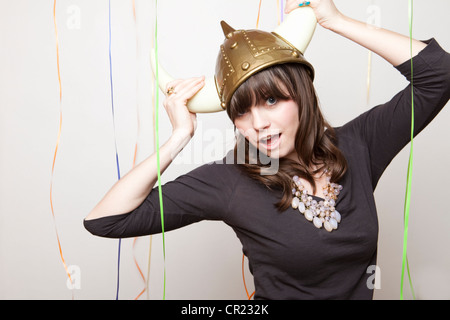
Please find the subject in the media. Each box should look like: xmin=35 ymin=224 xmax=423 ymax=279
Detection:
xmin=291 ymin=172 xmax=343 ymax=232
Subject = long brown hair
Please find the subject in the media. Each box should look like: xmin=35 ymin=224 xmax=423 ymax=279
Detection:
xmin=227 ymin=63 xmax=347 ymax=211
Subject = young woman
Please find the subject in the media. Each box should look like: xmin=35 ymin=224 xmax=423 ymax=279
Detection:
xmin=84 ymin=0 xmax=450 ymax=299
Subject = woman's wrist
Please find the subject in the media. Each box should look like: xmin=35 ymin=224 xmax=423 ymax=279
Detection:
xmin=321 ymin=11 xmax=348 ymax=34
xmin=168 ymin=129 xmax=193 ymax=159
xmin=323 ymin=11 xmax=426 ymax=66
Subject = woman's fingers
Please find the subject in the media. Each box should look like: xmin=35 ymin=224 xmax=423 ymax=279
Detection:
xmin=163 ymin=76 xmax=205 ymax=137
xmin=285 ymin=0 xmax=314 ymax=14
xmin=165 ymin=76 xmax=205 ymax=106
xmin=173 ymin=76 xmax=205 ymax=101
xmin=284 ymin=0 xmax=342 ymax=30
xmin=165 ymin=79 xmax=183 ymax=96
xmin=284 ymin=0 xmax=299 ymax=14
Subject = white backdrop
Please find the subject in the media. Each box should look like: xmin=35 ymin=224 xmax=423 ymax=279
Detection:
xmin=0 ymin=0 xmax=449 ymax=300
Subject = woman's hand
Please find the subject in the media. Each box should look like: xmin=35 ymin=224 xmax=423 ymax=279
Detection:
xmin=284 ymin=0 xmax=344 ymax=31
xmin=163 ymin=76 xmax=205 ymax=140
xmin=285 ymin=0 xmax=426 ymax=67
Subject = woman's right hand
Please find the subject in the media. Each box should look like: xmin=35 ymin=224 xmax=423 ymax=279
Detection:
xmin=163 ymin=76 xmax=205 ymax=140
xmin=285 ymin=0 xmax=343 ymax=31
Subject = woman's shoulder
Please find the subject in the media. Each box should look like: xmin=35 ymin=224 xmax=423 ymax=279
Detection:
xmin=181 ymin=150 xmax=245 ymax=184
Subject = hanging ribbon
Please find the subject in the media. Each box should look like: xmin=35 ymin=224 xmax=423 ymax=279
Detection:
xmin=400 ymin=0 xmax=416 ymax=300
xmin=132 ymin=239 xmax=146 ymax=300
xmin=131 ymin=0 xmax=140 ymax=171
xmin=153 ymin=0 xmax=167 ymax=300
xmin=146 ymin=31 xmax=157 ymax=299
xmin=242 ymin=254 xmax=254 ymax=300
xmin=130 ymin=0 xmax=150 ymax=301
xmin=146 ymin=234 xmax=154 ymax=299
xmin=277 ymin=0 xmax=281 ymax=25
xmin=107 ymin=0 xmax=123 ymax=300
xmin=50 ymin=0 xmax=74 ymax=300
xmin=255 ymin=0 xmax=263 ymax=29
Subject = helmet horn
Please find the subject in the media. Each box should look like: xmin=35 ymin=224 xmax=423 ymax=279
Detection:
xmin=150 ymin=7 xmax=317 ymax=113
xmin=273 ymin=6 xmax=317 ymax=54
xmin=149 ymin=51 xmax=223 ymax=113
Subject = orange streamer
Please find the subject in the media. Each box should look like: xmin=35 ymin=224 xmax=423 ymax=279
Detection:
xmin=131 ymin=0 xmax=149 ymax=300
xmin=133 ymin=238 xmax=146 ymax=300
xmin=51 ymin=0 xmax=73 ymax=298
xmin=242 ymin=254 xmax=255 ymax=300
xmin=255 ymin=0 xmax=263 ymax=29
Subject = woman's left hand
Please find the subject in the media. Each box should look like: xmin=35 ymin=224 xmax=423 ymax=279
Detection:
xmin=285 ymin=0 xmax=344 ymax=30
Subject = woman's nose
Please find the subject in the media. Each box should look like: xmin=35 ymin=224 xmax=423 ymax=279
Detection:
xmin=251 ymin=107 xmax=270 ymax=130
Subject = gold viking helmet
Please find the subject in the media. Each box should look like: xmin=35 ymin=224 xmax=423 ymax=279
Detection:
xmin=151 ymin=7 xmax=317 ymax=113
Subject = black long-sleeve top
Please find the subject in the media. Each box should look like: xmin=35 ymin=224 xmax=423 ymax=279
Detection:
xmin=84 ymin=39 xmax=450 ymax=300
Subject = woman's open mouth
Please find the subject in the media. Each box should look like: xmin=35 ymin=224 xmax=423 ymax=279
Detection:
xmin=259 ymin=133 xmax=281 ymax=151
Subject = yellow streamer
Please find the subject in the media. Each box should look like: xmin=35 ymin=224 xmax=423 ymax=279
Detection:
xmin=50 ymin=0 xmax=73 ymax=299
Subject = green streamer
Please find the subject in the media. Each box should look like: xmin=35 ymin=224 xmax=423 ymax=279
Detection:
xmin=400 ymin=0 xmax=416 ymax=300
xmin=154 ymin=0 xmax=166 ymax=300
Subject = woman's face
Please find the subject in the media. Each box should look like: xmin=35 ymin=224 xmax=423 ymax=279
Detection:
xmin=234 ymin=96 xmax=300 ymax=161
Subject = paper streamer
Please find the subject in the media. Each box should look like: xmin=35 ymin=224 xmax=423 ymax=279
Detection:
xmin=130 ymin=0 xmax=151 ymax=301
xmin=146 ymin=35 xmax=157 ymax=299
xmin=153 ymin=0 xmax=167 ymax=300
xmin=255 ymin=0 xmax=262 ymax=29
xmin=278 ymin=0 xmax=284 ymax=24
xmin=50 ymin=0 xmax=74 ymax=299
xmin=132 ymin=239 xmax=146 ymax=300
xmin=277 ymin=0 xmax=281 ymax=25
xmin=242 ymin=254 xmax=254 ymax=300
xmin=400 ymin=0 xmax=416 ymax=300
xmin=146 ymin=30 xmax=158 ymax=298
xmin=131 ymin=0 xmax=140 ymax=171
xmin=107 ymin=0 xmax=123 ymax=300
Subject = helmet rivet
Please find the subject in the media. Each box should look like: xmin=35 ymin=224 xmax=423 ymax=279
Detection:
xmin=241 ymin=62 xmax=250 ymax=70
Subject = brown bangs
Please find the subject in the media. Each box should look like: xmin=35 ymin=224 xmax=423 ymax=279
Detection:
xmin=228 ymin=64 xmax=297 ymax=122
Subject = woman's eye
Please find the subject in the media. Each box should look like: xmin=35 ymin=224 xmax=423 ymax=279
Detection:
xmin=236 ymin=110 xmax=248 ymax=118
xmin=266 ymin=97 xmax=277 ymax=106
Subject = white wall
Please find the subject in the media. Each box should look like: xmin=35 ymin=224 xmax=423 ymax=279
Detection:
xmin=0 ymin=0 xmax=449 ymax=300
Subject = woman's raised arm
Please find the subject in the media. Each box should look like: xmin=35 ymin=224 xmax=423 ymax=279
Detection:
xmin=286 ymin=0 xmax=427 ymax=66
xmin=85 ymin=76 xmax=205 ymax=221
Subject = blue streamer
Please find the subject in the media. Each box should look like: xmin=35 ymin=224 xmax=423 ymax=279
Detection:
xmin=108 ymin=0 xmax=122 ymax=300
